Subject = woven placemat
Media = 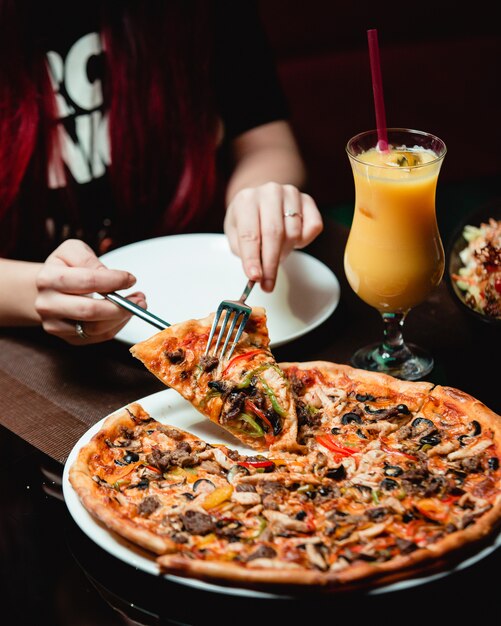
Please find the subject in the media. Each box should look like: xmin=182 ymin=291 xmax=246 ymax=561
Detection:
xmin=0 ymin=328 xmax=163 ymax=463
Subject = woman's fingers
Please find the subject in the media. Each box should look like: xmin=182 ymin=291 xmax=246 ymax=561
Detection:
xmin=225 ymin=183 xmax=323 ymax=293
xmin=35 ymin=239 xmax=143 ymax=345
xmin=225 ymin=189 xmax=263 ymax=282
xmin=36 ymin=264 xmax=135 ymax=295
xmin=298 ymin=192 xmax=324 ymax=247
xmin=258 ymin=183 xmax=285 ymax=292
xmin=280 ymin=184 xmax=305 ymax=259
xmin=40 ymin=292 xmax=147 ymax=345
xmin=45 ymin=238 xmax=107 ymax=269
xmin=37 ymin=239 xmax=135 ymax=294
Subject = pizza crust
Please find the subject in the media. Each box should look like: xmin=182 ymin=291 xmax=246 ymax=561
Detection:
xmin=69 ymin=405 xmax=179 ymax=556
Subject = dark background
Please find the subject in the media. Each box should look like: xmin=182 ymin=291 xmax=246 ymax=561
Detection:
xmin=257 ymin=0 xmax=501 ymax=236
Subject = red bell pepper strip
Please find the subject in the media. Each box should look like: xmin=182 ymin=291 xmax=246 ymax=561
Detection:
xmin=238 ymin=460 xmax=276 ymax=469
xmin=380 ymin=441 xmax=417 ymax=461
xmin=222 ymin=349 xmax=264 ymax=376
xmin=440 ymin=494 xmax=461 ymax=505
xmin=244 ymin=399 xmax=274 ymax=433
xmin=315 ymin=434 xmax=358 ymax=457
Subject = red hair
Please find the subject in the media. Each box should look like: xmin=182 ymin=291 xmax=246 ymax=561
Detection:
xmin=0 ymin=0 xmax=218 ymax=257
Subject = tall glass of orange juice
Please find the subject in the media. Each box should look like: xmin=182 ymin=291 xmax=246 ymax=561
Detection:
xmin=344 ymin=128 xmax=446 ymax=380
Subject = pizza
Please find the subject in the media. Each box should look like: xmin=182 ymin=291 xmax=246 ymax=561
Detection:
xmin=129 ymin=307 xmax=300 ymax=453
xmin=68 ymin=337 xmax=501 ymax=592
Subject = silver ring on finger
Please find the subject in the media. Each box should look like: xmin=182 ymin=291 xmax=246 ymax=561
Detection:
xmin=75 ymin=320 xmax=89 ymax=340
xmin=283 ymin=208 xmax=301 ymax=218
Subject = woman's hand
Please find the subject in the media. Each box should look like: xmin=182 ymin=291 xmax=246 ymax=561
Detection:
xmin=35 ymin=239 xmax=146 ymax=345
xmin=224 ymin=182 xmax=323 ymax=292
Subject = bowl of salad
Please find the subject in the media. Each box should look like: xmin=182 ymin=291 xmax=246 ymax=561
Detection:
xmin=447 ymin=202 xmax=501 ymax=327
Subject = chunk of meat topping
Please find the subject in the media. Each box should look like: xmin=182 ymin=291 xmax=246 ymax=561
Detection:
xmin=180 ymin=510 xmax=216 ymax=535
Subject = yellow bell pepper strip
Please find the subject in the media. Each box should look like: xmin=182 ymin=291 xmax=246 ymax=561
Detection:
xmin=316 ymin=434 xmax=359 ymax=457
xmin=112 ymin=478 xmax=131 ymax=490
xmin=196 ymin=533 xmax=217 ymax=547
xmin=415 ymin=498 xmax=450 ymax=522
xmin=222 ymin=349 xmax=265 ymax=376
xmin=202 ymin=484 xmax=234 ymax=510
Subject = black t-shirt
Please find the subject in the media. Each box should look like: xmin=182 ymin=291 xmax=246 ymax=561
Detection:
xmin=20 ymin=0 xmax=288 ymax=259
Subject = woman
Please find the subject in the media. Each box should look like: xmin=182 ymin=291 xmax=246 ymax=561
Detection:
xmin=0 ymin=0 xmax=323 ymax=344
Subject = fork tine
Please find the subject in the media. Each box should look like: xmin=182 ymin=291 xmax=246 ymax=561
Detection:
xmin=225 ymin=310 xmax=250 ymax=362
xmin=204 ymin=308 xmax=222 ymax=356
xmin=205 ymin=279 xmax=255 ymax=360
xmin=219 ymin=310 xmax=241 ymax=361
xmin=213 ymin=308 xmax=233 ymax=355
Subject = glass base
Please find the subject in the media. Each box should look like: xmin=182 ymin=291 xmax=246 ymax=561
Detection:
xmin=350 ymin=341 xmax=434 ymax=381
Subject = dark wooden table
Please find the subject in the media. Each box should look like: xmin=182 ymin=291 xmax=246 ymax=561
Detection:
xmin=0 ymin=216 xmax=499 ymax=625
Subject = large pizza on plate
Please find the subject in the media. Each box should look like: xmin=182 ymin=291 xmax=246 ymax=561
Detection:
xmin=68 ymin=309 xmax=501 ymax=592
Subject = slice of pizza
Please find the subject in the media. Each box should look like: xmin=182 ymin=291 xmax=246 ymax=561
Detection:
xmin=130 ymin=307 xmax=300 ymax=453
xmin=279 ymin=360 xmax=433 ymax=452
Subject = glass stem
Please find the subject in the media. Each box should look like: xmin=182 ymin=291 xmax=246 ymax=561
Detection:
xmin=380 ymin=311 xmax=409 ymax=360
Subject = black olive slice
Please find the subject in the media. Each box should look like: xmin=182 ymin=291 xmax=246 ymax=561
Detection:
xmin=208 ymin=380 xmax=228 ymax=392
xmin=384 ymin=463 xmax=403 ymax=477
xmin=420 ymin=434 xmax=441 ymax=446
xmin=380 ymin=478 xmax=399 ymax=491
xmin=341 ymin=412 xmax=363 ymax=425
xmin=123 ymin=451 xmax=140 ymax=464
xmin=470 ymin=420 xmax=481 ymax=436
xmin=227 ymin=465 xmax=250 ymax=483
xmin=193 ymin=479 xmax=216 ymax=493
xmin=364 ymin=405 xmax=386 ymax=415
xmin=354 ymin=484 xmax=372 ymax=494
xmin=458 ymin=434 xmax=472 ymax=447
xmin=127 ymin=479 xmax=149 ymax=490
xmin=325 ymin=465 xmax=346 ymax=480
xmin=488 ymin=457 xmax=499 ymax=471
xmin=356 ymin=393 xmax=376 ymax=402
xmin=411 ymin=417 xmax=434 ymax=429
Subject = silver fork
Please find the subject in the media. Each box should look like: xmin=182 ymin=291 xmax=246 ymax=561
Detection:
xmin=204 ymin=279 xmax=255 ymax=362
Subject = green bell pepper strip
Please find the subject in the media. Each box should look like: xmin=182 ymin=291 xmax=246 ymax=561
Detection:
xmin=236 ymin=363 xmax=273 ymax=388
xmin=258 ymin=377 xmax=287 ymax=417
xmin=229 ymin=412 xmax=264 ymax=438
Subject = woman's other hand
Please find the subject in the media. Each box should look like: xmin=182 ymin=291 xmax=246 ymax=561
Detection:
xmin=35 ymin=239 xmax=146 ymax=344
xmin=224 ymin=182 xmax=323 ymax=292
xmin=224 ymin=121 xmax=323 ymax=292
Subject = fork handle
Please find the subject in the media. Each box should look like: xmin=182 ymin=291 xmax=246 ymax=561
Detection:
xmin=239 ymin=279 xmax=256 ymax=303
xmin=103 ymin=292 xmax=170 ymax=330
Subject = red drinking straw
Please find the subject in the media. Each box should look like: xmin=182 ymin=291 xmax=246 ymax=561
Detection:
xmin=367 ymin=29 xmax=388 ymax=152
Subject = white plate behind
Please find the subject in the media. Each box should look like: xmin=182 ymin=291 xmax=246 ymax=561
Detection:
xmin=99 ymin=233 xmax=340 ymax=347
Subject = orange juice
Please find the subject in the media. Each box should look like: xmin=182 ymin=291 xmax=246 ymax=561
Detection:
xmin=344 ymin=144 xmax=445 ymax=312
